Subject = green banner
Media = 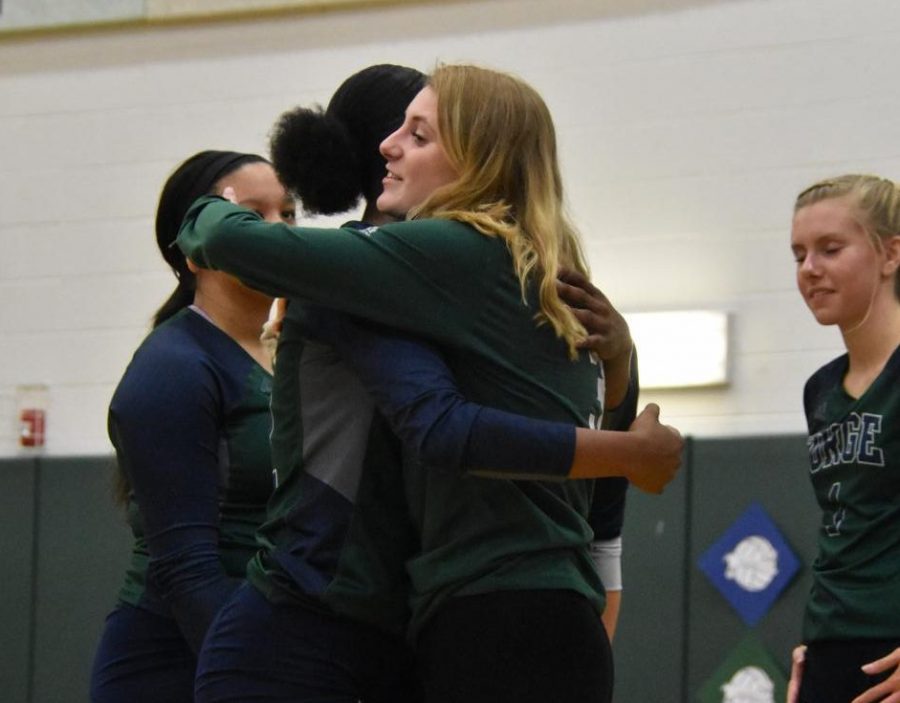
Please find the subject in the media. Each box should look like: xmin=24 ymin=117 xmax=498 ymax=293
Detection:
xmin=697 ymin=633 xmax=787 ymax=703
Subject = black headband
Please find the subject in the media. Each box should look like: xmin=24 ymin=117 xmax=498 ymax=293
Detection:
xmin=156 ymin=150 xmax=266 ymax=265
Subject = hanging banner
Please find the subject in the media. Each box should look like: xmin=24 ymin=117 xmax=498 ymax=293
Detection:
xmin=697 ymin=502 xmax=801 ymax=626
xmin=697 ymin=633 xmax=787 ymax=703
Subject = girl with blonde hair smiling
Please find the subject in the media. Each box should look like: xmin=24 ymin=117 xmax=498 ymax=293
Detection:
xmin=786 ymin=174 xmax=900 ymax=703
xmin=179 ymin=64 xmax=682 ymax=703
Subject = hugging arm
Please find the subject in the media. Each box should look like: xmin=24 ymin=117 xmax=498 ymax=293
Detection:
xmin=300 ymin=306 xmax=575 ymax=480
xmin=177 ymin=197 xmax=483 ymax=344
xmin=301 ymin=307 xmax=679 ymax=491
xmin=556 ymin=267 xmax=634 ymax=410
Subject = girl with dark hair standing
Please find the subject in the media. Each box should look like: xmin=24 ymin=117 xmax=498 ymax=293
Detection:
xmin=181 ymin=64 xmax=682 ymax=703
xmin=89 ymin=151 xmax=295 ymax=703
xmin=191 ymin=64 xmax=433 ymax=703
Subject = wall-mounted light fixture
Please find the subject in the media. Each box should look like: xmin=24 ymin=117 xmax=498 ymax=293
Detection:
xmin=623 ymin=310 xmax=729 ymax=389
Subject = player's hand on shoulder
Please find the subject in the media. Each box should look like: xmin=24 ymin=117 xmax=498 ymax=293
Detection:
xmin=556 ymin=268 xmax=632 ymax=362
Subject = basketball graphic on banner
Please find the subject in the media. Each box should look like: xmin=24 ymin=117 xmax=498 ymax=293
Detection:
xmin=721 ymin=666 xmax=775 ymax=703
xmin=697 ymin=502 xmax=800 ymax=626
xmin=724 ymin=536 xmax=779 ymax=592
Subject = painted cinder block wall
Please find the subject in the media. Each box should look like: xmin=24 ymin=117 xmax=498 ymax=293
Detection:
xmin=2 ymin=0 xmax=899 ymax=455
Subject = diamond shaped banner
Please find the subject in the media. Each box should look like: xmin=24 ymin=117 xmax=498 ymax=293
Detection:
xmin=697 ymin=502 xmax=800 ymax=626
xmin=697 ymin=633 xmax=787 ymax=703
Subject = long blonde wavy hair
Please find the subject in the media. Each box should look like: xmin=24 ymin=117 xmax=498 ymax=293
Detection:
xmin=409 ymin=64 xmax=589 ymax=358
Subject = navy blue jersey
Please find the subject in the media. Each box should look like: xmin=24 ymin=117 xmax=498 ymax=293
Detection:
xmin=110 ymin=307 xmax=273 ymax=651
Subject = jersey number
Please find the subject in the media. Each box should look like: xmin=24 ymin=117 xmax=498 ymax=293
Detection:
xmin=825 ymin=481 xmax=845 ymax=537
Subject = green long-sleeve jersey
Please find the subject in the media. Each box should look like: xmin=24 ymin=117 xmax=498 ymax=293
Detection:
xmin=177 ymin=197 xmax=606 ymax=638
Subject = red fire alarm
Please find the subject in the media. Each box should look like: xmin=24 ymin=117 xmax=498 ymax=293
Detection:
xmin=16 ymin=384 xmax=49 ymax=450
xmin=20 ymin=408 xmax=46 ymax=447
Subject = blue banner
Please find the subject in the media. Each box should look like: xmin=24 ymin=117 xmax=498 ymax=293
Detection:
xmin=698 ymin=502 xmax=800 ymax=626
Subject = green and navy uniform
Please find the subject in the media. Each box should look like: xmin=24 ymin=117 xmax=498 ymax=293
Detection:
xmin=90 ymin=307 xmax=273 ymax=703
xmin=798 ymin=344 xmax=900 ymax=702
xmin=300 ymin=305 xmax=633 ymax=608
xmin=178 ymin=197 xmax=607 ymax=617
xmin=178 ymin=199 xmax=621 ymax=702
xmin=301 ymin=310 xmax=631 ymax=703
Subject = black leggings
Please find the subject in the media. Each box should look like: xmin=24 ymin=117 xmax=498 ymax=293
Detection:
xmin=799 ymin=638 xmax=900 ymax=703
xmin=417 ymin=589 xmax=613 ymax=703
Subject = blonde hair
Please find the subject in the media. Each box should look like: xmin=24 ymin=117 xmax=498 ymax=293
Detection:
xmin=795 ymin=174 xmax=900 ymax=300
xmin=410 ymin=64 xmax=589 ymax=358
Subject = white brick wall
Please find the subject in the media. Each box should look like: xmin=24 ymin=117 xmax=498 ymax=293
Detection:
xmin=1 ymin=0 xmax=897 ymax=455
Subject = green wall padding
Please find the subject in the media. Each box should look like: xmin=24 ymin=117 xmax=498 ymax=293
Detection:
xmin=685 ymin=436 xmax=816 ymax=700
xmin=30 ymin=457 xmax=131 ymax=703
xmin=0 ymin=458 xmax=38 ymax=703
xmin=1 ymin=435 xmax=818 ymax=703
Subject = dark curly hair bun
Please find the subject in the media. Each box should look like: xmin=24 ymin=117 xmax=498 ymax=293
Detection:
xmin=270 ymin=106 xmax=363 ymax=216
xmin=270 ymin=64 xmax=425 ymax=217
